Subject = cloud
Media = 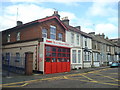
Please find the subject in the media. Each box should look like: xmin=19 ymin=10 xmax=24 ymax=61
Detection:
xmin=3 ymin=0 xmax=119 ymax=3
xmin=87 ymin=1 xmax=118 ymax=17
xmin=95 ymin=23 xmax=118 ymax=38
xmin=81 ymin=27 xmax=94 ymax=33
xmin=108 ymin=17 xmax=118 ymax=24
xmin=0 ymin=3 xmax=77 ymax=31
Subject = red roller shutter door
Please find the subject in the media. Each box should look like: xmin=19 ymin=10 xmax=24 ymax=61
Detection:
xmin=51 ymin=62 xmax=57 ymax=73
xmin=67 ymin=62 xmax=70 ymax=72
xmin=45 ymin=62 xmax=51 ymax=74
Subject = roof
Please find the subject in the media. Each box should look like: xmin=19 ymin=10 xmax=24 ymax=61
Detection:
xmin=2 ymin=15 xmax=68 ymax=32
xmin=66 ymin=25 xmax=92 ymax=38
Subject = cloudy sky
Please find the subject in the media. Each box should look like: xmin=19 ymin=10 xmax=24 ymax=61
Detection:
xmin=0 ymin=0 xmax=118 ymax=39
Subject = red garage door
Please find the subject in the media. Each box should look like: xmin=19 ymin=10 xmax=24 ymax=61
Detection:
xmin=45 ymin=45 xmax=70 ymax=74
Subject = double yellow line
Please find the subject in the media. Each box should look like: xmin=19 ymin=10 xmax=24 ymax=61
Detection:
xmin=1 ymin=67 xmax=118 ymax=87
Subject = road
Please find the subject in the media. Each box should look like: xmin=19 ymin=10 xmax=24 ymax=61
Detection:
xmin=2 ymin=67 xmax=119 ymax=88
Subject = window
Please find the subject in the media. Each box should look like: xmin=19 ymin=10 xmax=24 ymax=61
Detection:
xmin=42 ymin=28 xmax=47 ymax=38
xmin=94 ymin=53 xmax=97 ymax=61
xmin=50 ymin=25 xmax=56 ymax=39
xmin=77 ymin=34 xmax=79 ymax=45
xmin=5 ymin=53 xmax=10 ymax=61
xmin=17 ymin=32 xmax=20 ymax=41
xmin=46 ymin=58 xmax=51 ymax=62
xmin=71 ymin=33 xmax=74 ymax=43
xmin=7 ymin=34 xmax=10 ymax=42
xmin=84 ymin=52 xmax=91 ymax=61
xmin=72 ymin=50 xmax=76 ymax=63
xmin=16 ymin=53 xmax=20 ymax=62
xmin=45 ymin=45 xmax=70 ymax=63
xmin=84 ymin=52 xmax=87 ymax=61
xmin=85 ymin=38 xmax=87 ymax=47
xmin=78 ymin=50 xmax=81 ymax=63
xmin=58 ymin=33 xmax=62 ymax=41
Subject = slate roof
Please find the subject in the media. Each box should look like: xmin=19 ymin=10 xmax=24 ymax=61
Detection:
xmin=2 ymin=15 xmax=68 ymax=32
xmin=66 ymin=25 xmax=92 ymax=38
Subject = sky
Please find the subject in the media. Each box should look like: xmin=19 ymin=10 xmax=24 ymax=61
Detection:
xmin=0 ymin=0 xmax=118 ymax=39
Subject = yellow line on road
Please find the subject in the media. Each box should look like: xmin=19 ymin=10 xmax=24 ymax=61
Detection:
xmin=81 ymin=75 xmax=94 ymax=81
xmin=66 ymin=77 xmax=119 ymax=86
xmin=94 ymin=73 xmax=119 ymax=81
xmin=1 ymin=68 xmax=113 ymax=87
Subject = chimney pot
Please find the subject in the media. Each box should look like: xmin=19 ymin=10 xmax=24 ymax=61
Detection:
xmin=75 ymin=26 xmax=81 ymax=31
xmin=17 ymin=21 xmax=23 ymax=26
xmin=89 ymin=32 xmax=95 ymax=35
xmin=52 ymin=10 xmax=60 ymax=19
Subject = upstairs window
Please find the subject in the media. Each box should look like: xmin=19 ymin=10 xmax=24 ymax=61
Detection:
xmin=17 ymin=32 xmax=20 ymax=41
xmin=42 ymin=28 xmax=47 ymax=38
xmin=7 ymin=34 xmax=10 ymax=42
xmin=77 ymin=34 xmax=79 ymax=45
xmin=71 ymin=33 xmax=74 ymax=43
xmin=85 ymin=38 xmax=87 ymax=47
xmin=50 ymin=25 xmax=56 ymax=40
xmin=58 ymin=33 xmax=62 ymax=41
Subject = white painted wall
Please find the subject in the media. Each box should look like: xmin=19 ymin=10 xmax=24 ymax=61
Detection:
xmin=2 ymin=41 xmax=38 ymax=70
xmin=66 ymin=31 xmax=81 ymax=47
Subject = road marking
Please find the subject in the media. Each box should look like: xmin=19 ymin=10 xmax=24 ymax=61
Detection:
xmin=66 ymin=77 xmax=119 ymax=86
xmin=2 ymin=83 xmax=29 ymax=88
xmin=81 ymin=75 xmax=94 ymax=81
xmin=109 ymin=73 xmax=118 ymax=75
xmin=94 ymin=73 xmax=119 ymax=81
xmin=1 ymin=68 xmax=114 ymax=87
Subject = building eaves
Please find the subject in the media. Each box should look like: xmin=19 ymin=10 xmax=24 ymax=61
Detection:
xmin=95 ymin=35 xmax=113 ymax=46
xmin=2 ymin=15 xmax=68 ymax=32
xmin=66 ymin=25 xmax=92 ymax=38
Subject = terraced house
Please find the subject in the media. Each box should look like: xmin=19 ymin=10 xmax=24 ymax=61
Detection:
xmin=89 ymin=32 xmax=120 ymax=67
xmin=62 ymin=17 xmax=92 ymax=69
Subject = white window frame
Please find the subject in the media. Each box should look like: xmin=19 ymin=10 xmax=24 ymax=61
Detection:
xmin=71 ymin=33 xmax=74 ymax=43
xmin=85 ymin=38 xmax=87 ymax=47
xmin=77 ymin=34 xmax=79 ymax=45
xmin=72 ymin=50 xmax=76 ymax=63
xmin=42 ymin=28 xmax=47 ymax=38
xmin=84 ymin=51 xmax=91 ymax=61
xmin=58 ymin=33 xmax=62 ymax=41
xmin=78 ymin=50 xmax=81 ymax=63
xmin=15 ymin=53 xmax=20 ymax=62
xmin=50 ymin=25 xmax=56 ymax=40
xmin=17 ymin=32 xmax=20 ymax=41
xmin=7 ymin=34 xmax=10 ymax=42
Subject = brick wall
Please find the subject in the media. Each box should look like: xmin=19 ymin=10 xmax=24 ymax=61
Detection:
xmin=2 ymin=18 xmax=66 ymax=45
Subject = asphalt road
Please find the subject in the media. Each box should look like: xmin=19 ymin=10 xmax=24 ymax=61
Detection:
xmin=2 ymin=67 xmax=119 ymax=88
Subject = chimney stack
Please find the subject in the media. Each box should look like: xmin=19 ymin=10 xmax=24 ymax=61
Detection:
xmin=106 ymin=36 xmax=108 ymax=39
xmin=52 ymin=10 xmax=60 ymax=19
xmin=75 ymin=26 xmax=81 ymax=31
xmin=89 ymin=32 xmax=95 ymax=35
xmin=101 ymin=33 xmax=105 ymax=38
xmin=61 ymin=17 xmax=69 ymax=26
xmin=96 ymin=33 xmax=105 ymax=38
xmin=17 ymin=21 xmax=23 ymax=26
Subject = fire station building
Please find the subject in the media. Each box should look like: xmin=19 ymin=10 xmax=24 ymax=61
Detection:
xmin=2 ymin=11 xmax=72 ymax=74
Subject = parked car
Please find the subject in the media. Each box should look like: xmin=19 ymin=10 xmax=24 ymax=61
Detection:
xmin=110 ymin=62 xmax=120 ymax=68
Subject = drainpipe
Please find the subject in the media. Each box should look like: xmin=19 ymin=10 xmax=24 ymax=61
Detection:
xmin=91 ymin=52 xmax=94 ymax=67
xmin=82 ymin=49 xmax=84 ymax=69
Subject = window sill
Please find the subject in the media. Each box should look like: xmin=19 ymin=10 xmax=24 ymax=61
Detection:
xmin=15 ymin=60 xmax=20 ymax=62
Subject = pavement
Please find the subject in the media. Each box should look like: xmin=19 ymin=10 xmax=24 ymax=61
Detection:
xmin=2 ymin=66 xmax=110 ymax=85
